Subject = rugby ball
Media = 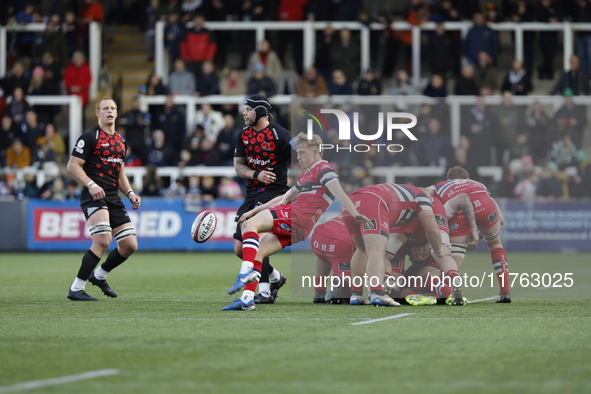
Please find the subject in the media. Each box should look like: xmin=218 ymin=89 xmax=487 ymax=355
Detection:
xmin=191 ymin=210 xmax=217 ymax=243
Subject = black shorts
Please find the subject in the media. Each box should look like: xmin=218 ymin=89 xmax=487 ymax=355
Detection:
xmin=80 ymin=193 xmax=132 ymax=230
xmin=233 ymin=191 xmax=285 ymax=240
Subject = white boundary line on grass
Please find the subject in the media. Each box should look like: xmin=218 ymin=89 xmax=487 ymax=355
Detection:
xmin=351 ymin=313 xmax=415 ymax=325
xmin=0 ymin=369 xmax=121 ymax=393
xmin=469 ymin=296 xmax=498 ymax=303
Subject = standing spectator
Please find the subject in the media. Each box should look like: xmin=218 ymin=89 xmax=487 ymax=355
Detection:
xmin=463 ymin=13 xmax=499 ymax=66
xmin=194 ymin=103 xmax=224 ymax=142
xmin=153 ymin=96 xmax=186 ymax=152
xmin=237 ymin=0 xmax=267 ymax=70
xmin=180 ymin=0 xmax=208 ymax=22
xmin=501 ymin=60 xmax=533 ymax=96
xmin=575 ymin=0 xmax=591 ymax=76
xmin=5 ymin=87 xmax=30 ymax=126
xmin=389 ymin=70 xmax=417 ymax=96
xmin=510 ymin=0 xmax=536 ymax=76
xmin=328 ymin=69 xmax=353 ymax=96
xmin=61 ymin=11 xmax=82 ymax=58
xmin=164 ymin=11 xmax=185 ymax=62
xmin=507 ymin=132 xmax=530 ymax=163
xmin=357 ymin=68 xmax=381 ymax=96
xmin=216 ymin=113 xmax=240 ymax=166
xmin=297 ymin=66 xmax=328 ymax=97
xmin=454 ymin=65 xmax=479 ymax=96
xmin=493 ymin=92 xmax=523 ymax=166
xmin=277 ymin=0 xmax=307 ymax=75
xmin=80 ymin=0 xmax=104 ymax=55
xmin=39 ymin=52 xmax=63 ymax=94
xmin=118 ymin=97 xmax=151 ymax=163
xmin=220 ymin=69 xmax=246 ymax=115
xmin=20 ymin=110 xmax=45 ymax=151
xmin=462 ymin=97 xmax=492 ymax=167
xmin=247 ymin=62 xmax=276 ymax=97
xmin=525 ymin=101 xmax=552 ymax=164
xmin=28 ymin=66 xmax=59 ymax=124
xmin=169 ymin=59 xmax=196 ymax=96
xmin=428 ymin=22 xmax=454 ymax=77
xmin=248 ymin=39 xmax=283 ymax=85
xmin=413 ymin=118 xmax=454 ymax=167
xmin=314 ymin=25 xmax=335 ymax=82
xmin=423 ymin=74 xmax=448 ymax=97
xmin=330 ymin=28 xmax=360 ymax=82
xmin=536 ymin=0 xmax=562 ymax=80
xmin=15 ymin=5 xmax=35 ymax=58
xmin=551 ymin=55 xmax=591 ymax=96
xmin=473 ymin=51 xmax=499 ymax=92
xmin=144 ymin=0 xmax=166 ymax=62
xmin=195 ymin=61 xmax=220 ymax=97
xmin=36 ymin=22 xmax=68 ymax=69
xmin=64 ymin=51 xmax=92 ymax=108
xmin=6 ymin=139 xmax=31 ymax=168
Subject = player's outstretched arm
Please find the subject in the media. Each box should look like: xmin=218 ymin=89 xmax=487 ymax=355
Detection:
xmin=67 ymin=156 xmax=105 ymax=200
xmin=118 ymin=163 xmax=141 ymax=210
xmin=446 ymin=193 xmax=478 ymax=249
xmin=326 ymin=180 xmax=370 ymax=225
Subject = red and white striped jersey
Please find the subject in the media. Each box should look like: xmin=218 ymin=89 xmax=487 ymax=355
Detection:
xmin=429 ymin=179 xmax=490 ymax=204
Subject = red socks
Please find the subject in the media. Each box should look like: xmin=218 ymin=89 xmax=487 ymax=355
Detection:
xmin=491 ymin=248 xmax=510 ymax=293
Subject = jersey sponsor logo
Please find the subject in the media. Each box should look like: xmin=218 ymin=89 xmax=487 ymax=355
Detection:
xmin=489 ymin=211 xmax=498 ymax=223
xmin=101 ymin=143 xmax=109 ymax=147
xmin=363 ymin=219 xmax=377 ymax=230
xmin=101 ymin=156 xmax=123 ymax=163
xmin=337 ymin=262 xmax=351 ymax=272
xmin=246 ymin=156 xmax=270 ymax=166
xmin=243 ymin=139 xmax=249 ymax=145
xmin=280 ymin=223 xmax=291 ymax=233
xmin=390 ymin=257 xmax=400 ymax=269
xmin=77 ymin=140 xmax=85 ymax=148
xmin=450 ymin=223 xmax=459 ymax=231
xmin=435 ymin=214 xmax=446 ymax=228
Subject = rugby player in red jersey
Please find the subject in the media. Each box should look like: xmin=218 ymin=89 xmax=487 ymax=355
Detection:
xmin=222 ymin=133 xmax=370 ymax=310
xmin=430 ymin=166 xmax=511 ymax=303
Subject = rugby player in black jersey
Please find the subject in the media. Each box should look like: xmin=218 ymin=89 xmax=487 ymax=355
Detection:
xmin=231 ymin=95 xmax=292 ymax=304
xmin=66 ymin=96 xmax=141 ymax=301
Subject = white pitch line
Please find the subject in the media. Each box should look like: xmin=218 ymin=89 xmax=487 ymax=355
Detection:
xmin=469 ymin=296 xmax=498 ymax=303
xmin=0 ymin=369 xmax=120 ymax=393
xmin=351 ymin=312 xmax=415 ymax=325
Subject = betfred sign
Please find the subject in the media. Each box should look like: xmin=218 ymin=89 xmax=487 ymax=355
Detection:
xmin=27 ymin=200 xmax=240 ymax=251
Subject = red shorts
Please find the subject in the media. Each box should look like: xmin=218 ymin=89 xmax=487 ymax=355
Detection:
xmin=311 ymin=231 xmax=355 ymax=276
xmin=449 ymin=194 xmax=499 ymax=237
xmin=269 ymin=204 xmax=304 ymax=248
xmin=342 ymin=192 xmax=390 ymax=238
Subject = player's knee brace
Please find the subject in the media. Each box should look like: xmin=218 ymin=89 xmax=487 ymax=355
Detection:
xmin=485 ymin=228 xmax=502 ymax=243
xmin=451 ymin=243 xmax=467 ymax=257
xmin=88 ymin=221 xmax=112 ymax=236
xmin=114 ymin=226 xmax=136 ymax=242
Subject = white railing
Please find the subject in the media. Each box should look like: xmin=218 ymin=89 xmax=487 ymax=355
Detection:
xmin=0 ymin=22 xmax=102 ymax=100
xmin=153 ymin=20 xmax=589 ymax=88
xmin=125 ymin=166 xmax=236 ymax=190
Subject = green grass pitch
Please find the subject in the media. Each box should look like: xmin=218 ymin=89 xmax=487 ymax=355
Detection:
xmin=1 ymin=251 xmax=590 ymax=393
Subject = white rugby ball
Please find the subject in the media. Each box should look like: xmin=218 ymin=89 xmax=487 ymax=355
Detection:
xmin=191 ymin=210 xmax=217 ymax=243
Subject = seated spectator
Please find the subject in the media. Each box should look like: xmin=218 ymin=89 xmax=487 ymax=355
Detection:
xmin=140 ymin=71 xmax=168 ymax=96
xmin=64 ymin=51 xmax=91 ymax=107
xmin=192 ymin=137 xmax=221 ymax=166
xmin=218 ymin=176 xmax=243 ymax=200
xmin=153 ymin=95 xmax=186 ymax=151
xmin=62 ymin=11 xmax=82 ymax=58
xmin=297 ymin=66 xmax=328 ymax=97
xmin=551 ymin=133 xmax=577 ymax=170
xmin=329 ymin=69 xmax=353 ymax=96
xmin=1 ymin=116 xmax=21 ymax=163
xmin=169 ymin=59 xmax=195 ymax=95
xmin=413 ymin=118 xmax=453 ymax=167
xmin=141 ymin=165 xmax=163 ymax=196
xmin=180 ymin=124 xmax=205 ymax=167
xmin=216 ymin=114 xmax=240 ymax=166
xmin=0 ymin=174 xmax=20 ymax=197
xmin=491 ymin=165 xmax=519 ymax=198
xmin=463 ymin=12 xmax=498 ymax=66
xmin=247 ymin=62 xmax=276 ymax=97
xmin=146 ymin=129 xmax=176 ymax=166
xmin=124 ymin=146 xmax=144 ymax=167
xmin=20 ymin=111 xmax=45 ymax=151
xmin=40 ymin=177 xmax=66 ymax=201
xmin=501 ymin=60 xmax=533 ymax=96
xmin=65 ymin=179 xmax=81 ymax=200
xmin=164 ymin=177 xmax=187 ymax=199
xmin=6 ymin=139 xmax=31 ymax=168
xmin=196 ymin=61 xmax=220 ymax=97
xmin=164 ymin=11 xmax=185 ymax=62
xmin=422 ymin=74 xmax=448 ymax=97
xmin=569 ymin=150 xmax=591 ymax=198
xmin=28 ymin=66 xmax=59 ymax=124
xmin=513 ymin=171 xmax=538 ymax=202
xmin=39 ymin=52 xmax=63 ymax=94
xmin=357 ymin=68 xmax=381 ymax=96
xmin=454 ymin=65 xmax=479 ymax=96
xmin=551 ymin=55 xmax=591 ymax=96
xmin=32 ymin=137 xmax=58 ymax=169
xmin=536 ymin=163 xmax=564 ymax=200
xmin=118 ymin=96 xmax=151 ymax=163
xmin=0 ymin=62 xmax=30 ymax=96
xmin=330 ymin=28 xmax=360 ymax=82
xmin=184 ymin=175 xmax=202 ymax=211
xmin=194 ymin=104 xmax=224 ymax=142
xmin=389 ymin=70 xmax=417 ymax=96
xmin=553 ymin=94 xmax=587 ymax=148
xmin=200 ymin=175 xmax=218 ymax=202
xmin=5 ymin=87 xmax=30 ymax=125
xmin=220 ymin=69 xmax=246 ymax=96
xmin=473 ymin=51 xmax=499 ymax=92
xmin=507 ymin=132 xmax=530 ymax=163
xmin=428 ymin=22 xmax=455 ymax=77
xmin=248 ymin=39 xmax=283 ymax=85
